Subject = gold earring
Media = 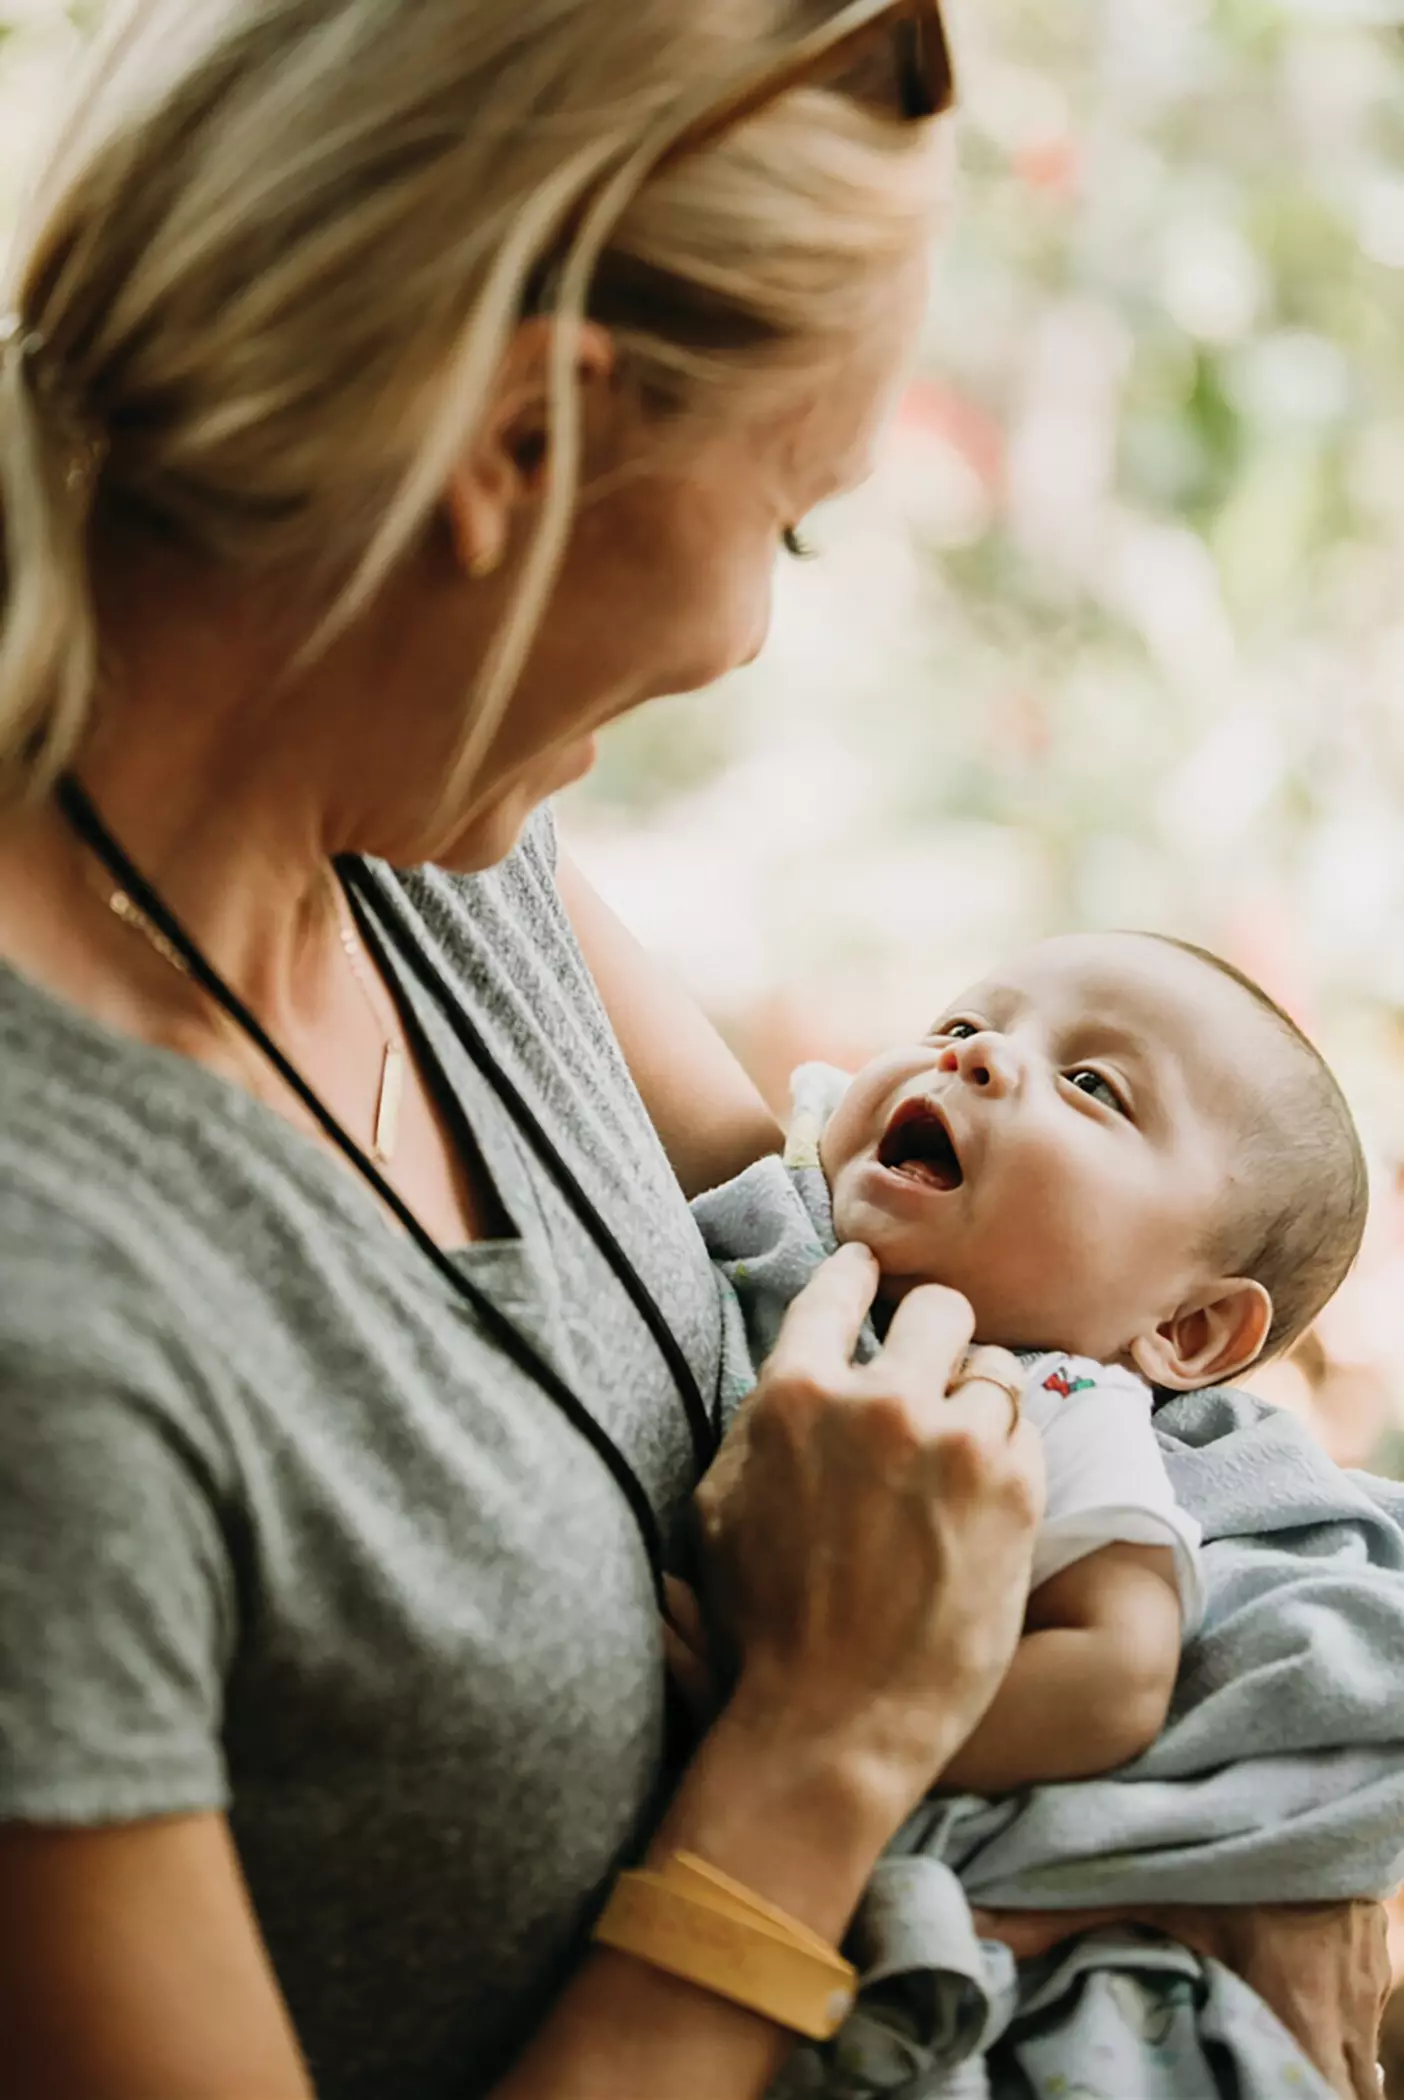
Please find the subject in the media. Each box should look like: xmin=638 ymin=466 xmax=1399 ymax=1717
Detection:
xmin=469 ymin=545 xmax=501 ymax=583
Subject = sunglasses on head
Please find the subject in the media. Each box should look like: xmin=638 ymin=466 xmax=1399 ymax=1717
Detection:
xmin=662 ymin=0 xmax=955 ymax=171
xmin=526 ymin=1 xmax=953 ymax=313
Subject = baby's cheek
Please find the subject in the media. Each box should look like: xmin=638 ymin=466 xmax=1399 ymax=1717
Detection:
xmin=827 ymin=1173 xmax=866 ymax=1251
xmin=828 ymin=1181 xmax=918 ymax=1281
xmin=972 ymin=1180 xmax=1097 ymax=1311
xmin=819 ymin=1096 xmax=875 ymax=1188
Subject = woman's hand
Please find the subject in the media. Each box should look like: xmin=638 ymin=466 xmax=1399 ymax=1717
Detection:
xmin=500 ymin=1254 xmax=1041 ymax=2100
xmin=695 ymin=1243 xmax=1044 ymax=1830
xmin=663 ymin=1576 xmax=721 ymax=1731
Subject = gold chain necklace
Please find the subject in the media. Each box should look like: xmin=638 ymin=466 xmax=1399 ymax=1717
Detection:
xmin=99 ymin=871 xmax=407 ymax=1168
xmin=325 ymin=876 xmax=406 ymax=1168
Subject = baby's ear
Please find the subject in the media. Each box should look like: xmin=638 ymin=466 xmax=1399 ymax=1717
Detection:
xmin=1130 ymin=1279 xmax=1273 ymax=1392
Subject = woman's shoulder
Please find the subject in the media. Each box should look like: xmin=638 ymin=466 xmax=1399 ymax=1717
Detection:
xmin=0 ymin=975 xmax=240 ymax=1466
xmin=0 ymin=961 xmax=195 ymax=1252
xmin=0 ymin=953 xmax=356 ymax=1469
xmin=0 ymin=953 xmax=288 ymax=1264
xmin=0 ymin=979 xmax=245 ymax=1828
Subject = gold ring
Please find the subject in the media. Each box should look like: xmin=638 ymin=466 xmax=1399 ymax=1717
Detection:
xmin=952 ymin=1366 xmax=1023 ymax=1440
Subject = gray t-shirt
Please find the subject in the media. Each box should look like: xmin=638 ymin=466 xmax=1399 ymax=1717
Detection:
xmin=0 ymin=811 xmax=722 ymax=2099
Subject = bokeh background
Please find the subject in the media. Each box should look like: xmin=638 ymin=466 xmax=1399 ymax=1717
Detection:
xmin=568 ymin=0 xmax=1404 ymax=1475
xmin=6 ymin=0 xmax=1404 ymax=2058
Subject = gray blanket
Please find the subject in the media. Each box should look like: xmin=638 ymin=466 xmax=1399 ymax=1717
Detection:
xmin=694 ymin=1143 xmax=1404 ymax=2099
xmin=775 ymin=1389 xmax=1404 ymax=2099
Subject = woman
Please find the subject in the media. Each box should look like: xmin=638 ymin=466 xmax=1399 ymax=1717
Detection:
xmin=0 ymin=3 xmax=1384 ymax=2097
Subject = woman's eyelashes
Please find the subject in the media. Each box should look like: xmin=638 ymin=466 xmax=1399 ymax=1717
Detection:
xmin=781 ymin=525 xmax=817 ymax=560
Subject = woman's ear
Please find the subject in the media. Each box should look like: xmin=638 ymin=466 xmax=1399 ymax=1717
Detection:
xmin=1130 ymin=1278 xmax=1273 ymax=1392
xmin=443 ymin=317 xmax=616 ymax=582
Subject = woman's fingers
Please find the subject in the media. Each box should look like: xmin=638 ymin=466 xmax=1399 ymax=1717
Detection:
xmin=946 ymin=1345 xmax=1026 ymax=1442
xmin=957 ymin=1343 xmax=1023 ymax=1392
xmin=943 ymin=1353 xmax=1044 ymax=1526
xmin=697 ymin=1246 xmax=1044 ymax=1818
xmin=663 ymin=1623 xmax=719 ymax=1729
xmin=662 ymin=1578 xmax=721 ymax=1726
xmin=763 ymin=1242 xmax=880 ymax=1391
xmin=850 ymin=1278 xmax=975 ymax=1414
xmin=696 ymin=1247 xmax=881 ymax=1545
xmin=663 ymin=1575 xmax=707 ymax=1653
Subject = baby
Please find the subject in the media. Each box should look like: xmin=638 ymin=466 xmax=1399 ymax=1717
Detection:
xmin=694 ymin=929 xmax=1368 ymax=1795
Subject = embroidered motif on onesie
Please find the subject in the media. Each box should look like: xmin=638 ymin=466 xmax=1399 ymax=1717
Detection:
xmin=1042 ymin=1365 xmax=1097 ymax=1401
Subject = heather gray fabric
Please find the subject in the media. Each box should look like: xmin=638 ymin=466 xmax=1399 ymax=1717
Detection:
xmin=0 ymin=810 xmax=723 ymax=2100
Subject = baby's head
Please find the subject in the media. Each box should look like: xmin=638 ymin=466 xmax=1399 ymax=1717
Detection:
xmin=820 ymin=931 xmax=1366 ymax=1389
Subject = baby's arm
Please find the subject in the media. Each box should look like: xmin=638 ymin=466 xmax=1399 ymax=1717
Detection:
xmin=937 ymin=1543 xmax=1181 ymax=1796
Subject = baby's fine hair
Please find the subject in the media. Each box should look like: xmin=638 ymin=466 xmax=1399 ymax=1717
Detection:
xmin=1151 ymin=937 xmax=1368 ymax=1361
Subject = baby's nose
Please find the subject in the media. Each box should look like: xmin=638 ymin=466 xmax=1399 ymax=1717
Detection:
xmin=939 ymin=1034 xmax=1020 ymax=1095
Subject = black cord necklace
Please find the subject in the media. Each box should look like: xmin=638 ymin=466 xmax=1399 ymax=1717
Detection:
xmin=55 ymin=775 xmax=720 ymax=1608
xmin=340 ymin=860 xmax=719 ymax=1463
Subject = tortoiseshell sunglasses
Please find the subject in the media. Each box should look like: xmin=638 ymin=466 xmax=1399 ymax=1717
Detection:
xmin=527 ymin=3 xmax=954 ymax=311
xmin=661 ymin=0 xmax=956 ymax=171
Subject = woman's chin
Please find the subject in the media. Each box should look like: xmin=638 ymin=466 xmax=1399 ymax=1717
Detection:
xmin=558 ymin=731 xmax=599 ymax=786
xmin=510 ymin=732 xmax=600 ymax=804
xmin=438 ymin=739 xmax=600 ymax=872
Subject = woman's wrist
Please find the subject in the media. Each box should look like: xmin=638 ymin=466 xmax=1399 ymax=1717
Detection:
xmin=649 ymin=1684 xmax=938 ymax=1946
xmin=494 ymin=1693 xmax=934 ymax=2100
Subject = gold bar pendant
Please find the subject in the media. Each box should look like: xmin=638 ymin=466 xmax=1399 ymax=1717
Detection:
xmin=372 ymin=1042 xmax=405 ymax=1166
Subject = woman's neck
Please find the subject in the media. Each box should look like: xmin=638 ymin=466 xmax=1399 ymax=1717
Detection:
xmin=0 ymin=561 xmax=379 ymax=1041
xmin=0 ymin=529 xmax=503 ymax=1053
xmin=79 ymin=618 xmax=350 ymax=1019
xmin=0 ymin=551 xmax=513 ymax=1247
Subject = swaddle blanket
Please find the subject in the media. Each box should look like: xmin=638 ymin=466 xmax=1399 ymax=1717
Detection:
xmin=770 ymin=1388 xmax=1404 ymax=2099
xmin=693 ymin=1069 xmax=1404 ymax=2099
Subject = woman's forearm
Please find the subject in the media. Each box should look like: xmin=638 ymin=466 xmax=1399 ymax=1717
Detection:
xmin=492 ymin=1697 xmax=923 ymax=2100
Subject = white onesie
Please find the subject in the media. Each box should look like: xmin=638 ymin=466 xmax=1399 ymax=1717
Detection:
xmin=1015 ymin=1351 xmax=1203 ymax=1631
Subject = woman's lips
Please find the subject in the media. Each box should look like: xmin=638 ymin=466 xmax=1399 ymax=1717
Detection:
xmin=876 ymin=1096 xmax=964 ymax=1192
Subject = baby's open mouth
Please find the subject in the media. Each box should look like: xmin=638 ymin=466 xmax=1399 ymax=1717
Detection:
xmin=877 ymin=1097 xmax=964 ymax=1192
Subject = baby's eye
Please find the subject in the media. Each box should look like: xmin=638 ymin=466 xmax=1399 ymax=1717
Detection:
xmin=941 ymin=1020 xmax=980 ymax=1040
xmin=1069 ymin=1069 xmax=1127 ymax=1115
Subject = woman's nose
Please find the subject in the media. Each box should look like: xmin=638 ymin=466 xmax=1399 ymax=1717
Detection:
xmin=938 ymin=1033 xmax=1021 ymax=1096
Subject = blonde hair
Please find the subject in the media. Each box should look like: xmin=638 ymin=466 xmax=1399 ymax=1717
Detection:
xmin=0 ymin=0 xmax=944 ymax=828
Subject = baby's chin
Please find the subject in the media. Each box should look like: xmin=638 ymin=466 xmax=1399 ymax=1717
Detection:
xmin=831 ymin=1201 xmax=1081 ymax=1350
xmin=830 ymin=1195 xmax=955 ymax=1302
xmin=872 ymin=1268 xmax=1120 ymax=1360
